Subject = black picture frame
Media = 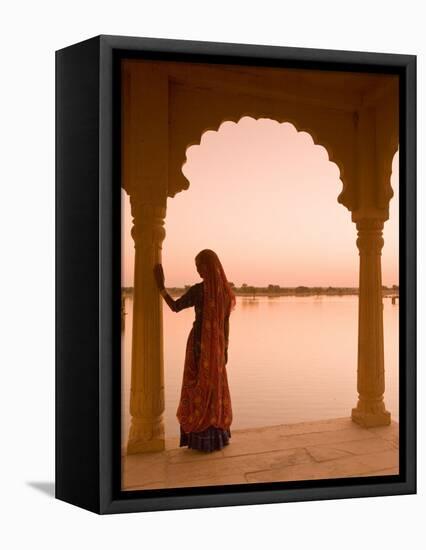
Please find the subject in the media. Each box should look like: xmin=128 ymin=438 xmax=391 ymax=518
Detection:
xmin=55 ymin=35 xmax=416 ymax=514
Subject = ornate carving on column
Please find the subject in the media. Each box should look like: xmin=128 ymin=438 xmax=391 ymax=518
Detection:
xmin=351 ymin=218 xmax=391 ymax=427
xmin=127 ymin=199 xmax=167 ymax=454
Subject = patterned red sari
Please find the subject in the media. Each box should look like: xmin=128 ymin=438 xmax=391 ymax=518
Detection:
xmin=177 ymin=250 xmax=236 ymax=434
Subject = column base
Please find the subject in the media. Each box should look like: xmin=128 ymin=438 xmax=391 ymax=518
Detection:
xmin=351 ymin=407 xmax=391 ymax=428
xmin=126 ymin=416 xmax=165 ymax=455
xmin=127 ymin=437 xmax=165 ymax=455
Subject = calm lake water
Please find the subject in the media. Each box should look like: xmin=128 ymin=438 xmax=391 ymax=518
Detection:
xmin=121 ymin=295 xmax=399 ymax=444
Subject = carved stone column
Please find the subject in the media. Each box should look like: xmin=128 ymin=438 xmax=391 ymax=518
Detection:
xmin=127 ymin=200 xmax=166 ymax=454
xmin=351 ymin=218 xmax=391 ymax=427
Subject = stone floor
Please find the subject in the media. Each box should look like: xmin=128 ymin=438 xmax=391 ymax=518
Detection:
xmin=122 ymin=417 xmax=399 ymax=491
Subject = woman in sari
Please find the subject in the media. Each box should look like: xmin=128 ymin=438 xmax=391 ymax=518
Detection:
xmin=153 ymin=249 xmax=236 ymax=452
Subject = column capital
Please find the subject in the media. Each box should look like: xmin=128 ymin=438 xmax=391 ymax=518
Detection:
xmin=356 ymin=218 xmax=384 ymax=256
xmin=130 ymin=199 xmax=166 ymax=247
xmin=356 ymin=218 xmax=384 ymax=231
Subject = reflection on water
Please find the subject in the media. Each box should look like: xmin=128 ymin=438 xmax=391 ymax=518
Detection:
xmin=121 ymin=295 xmax=399 ymax=443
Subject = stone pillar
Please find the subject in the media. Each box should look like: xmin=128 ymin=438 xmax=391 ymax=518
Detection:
xmin=351 ymin=218 xmax=391 ymax=427
xmin=127 ymin=200 xmax=166 ymax=454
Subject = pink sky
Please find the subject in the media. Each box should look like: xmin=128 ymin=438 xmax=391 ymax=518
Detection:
xmin=122 ymin=117 xmax=399 ymax=288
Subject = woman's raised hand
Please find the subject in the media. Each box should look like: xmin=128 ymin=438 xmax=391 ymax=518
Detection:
xmin=153 ymin=263 xmax=165 ymax=290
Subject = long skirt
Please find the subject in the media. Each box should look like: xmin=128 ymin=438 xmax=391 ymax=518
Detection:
xmin=179 ymin=425 xmax=231 ymax=452
xmin=178 ymin=327 xmax=232 ymax=452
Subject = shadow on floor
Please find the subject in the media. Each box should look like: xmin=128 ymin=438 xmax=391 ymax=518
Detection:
xmin=27 ymin=481 xmax=55 ymax=498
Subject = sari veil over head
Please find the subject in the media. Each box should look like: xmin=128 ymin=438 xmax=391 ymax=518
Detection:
xmin=177 ymin=249 xmax=236 ymax=433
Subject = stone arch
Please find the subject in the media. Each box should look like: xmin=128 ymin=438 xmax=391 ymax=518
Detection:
xmin=177 ymin=115 xmax=348 ymax=211
xmin=168 ymin=101 xmax=358 ymax=214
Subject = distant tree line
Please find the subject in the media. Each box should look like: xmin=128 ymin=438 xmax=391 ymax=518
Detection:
xmin=122 ymin=283 xmax=398 ymax=296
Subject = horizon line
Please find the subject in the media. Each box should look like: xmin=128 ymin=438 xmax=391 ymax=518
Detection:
xmin=121 ymin=284 xmax=399 ymax=289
